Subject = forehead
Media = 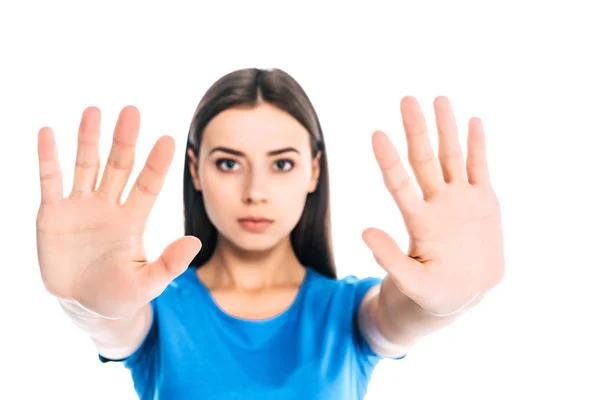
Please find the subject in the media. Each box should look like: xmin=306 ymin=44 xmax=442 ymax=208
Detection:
xmin=202 ymin=102 xmax=311 ymax=151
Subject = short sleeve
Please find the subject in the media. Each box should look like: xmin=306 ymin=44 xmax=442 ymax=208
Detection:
xmin=350 ymin=276 xmax=407 ymax=363
xmin=347 ymin=276 xmax=385 ymax=365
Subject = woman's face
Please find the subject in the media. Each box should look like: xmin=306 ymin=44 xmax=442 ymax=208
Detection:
xmin=188 ymin=102 xmax=321 ymax=252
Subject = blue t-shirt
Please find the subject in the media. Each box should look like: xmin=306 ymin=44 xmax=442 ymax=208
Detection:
xmin=99 ymin=265 xmax=403 ymax=399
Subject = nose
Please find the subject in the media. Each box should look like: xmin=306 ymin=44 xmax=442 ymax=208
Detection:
xmin=242 ymin=168 xmax=268 ymax=205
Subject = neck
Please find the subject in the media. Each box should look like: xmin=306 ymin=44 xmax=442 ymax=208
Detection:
xmin=203 ymin=235 xmax=305 ymax=292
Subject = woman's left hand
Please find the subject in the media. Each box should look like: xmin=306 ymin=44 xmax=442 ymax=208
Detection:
xmin=362 ymin=96 xmax=505 ymax=317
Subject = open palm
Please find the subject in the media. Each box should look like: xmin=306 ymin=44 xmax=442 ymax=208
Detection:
xmin=36 ymin=106 xmax=201 ymax=318
xmin=363 ymin=96 xmax=504 ymax=317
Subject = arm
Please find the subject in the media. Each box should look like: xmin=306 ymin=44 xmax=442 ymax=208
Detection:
xmin=359 ymin=97 xmax=504 ymax=357
xmin=58 ymin=299 xmax=152 ymax=360
xmin=358 ymin=275 xmax=485 ymax=358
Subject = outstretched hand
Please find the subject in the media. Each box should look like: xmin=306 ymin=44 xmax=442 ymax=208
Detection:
xmin=36 ymin=106 xmax=201 ymax=319
xmin=362 ymin=96 xmax=504 ymax=317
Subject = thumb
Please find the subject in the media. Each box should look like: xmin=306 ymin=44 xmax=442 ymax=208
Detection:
xmin=362 ymin=227 xmax=424 ymax=295
xmin=141 ymin=235 xmax=202 ymax=297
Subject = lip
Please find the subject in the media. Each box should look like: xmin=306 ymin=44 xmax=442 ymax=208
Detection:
xmin=238 ymin=216 xmax=273 ymax=223
xmin=237 ymin=216 xmax=273 ymax=233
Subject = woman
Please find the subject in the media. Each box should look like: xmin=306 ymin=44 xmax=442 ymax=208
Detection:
xmin=36 ymin=68 xmax=505 ymax=399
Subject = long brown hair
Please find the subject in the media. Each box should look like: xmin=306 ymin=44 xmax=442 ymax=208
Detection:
xmin=183 ymin=68 xmax=336 ymax=279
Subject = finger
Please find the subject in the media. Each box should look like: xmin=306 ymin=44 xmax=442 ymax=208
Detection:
xmin=372 ymin=130 xmax=421 ymax=214
xmin=97 ymin=106 xmax=140 ymax=203
xmin=434 ymin=96 xmax=466 ymax=183
xmin=401 ymin=96 xmax=445 ymax=198
xmin=362 ymin=227 xmax=425 ymax=297
xmin=71 ymin=106 xmax=101 ymax=196
xmin=38 ymin=127 xmax=63 ymax=204
xmin=124 ymin=135 xmax=174 ymax=218
xmin=140 ymin=235 xmax=202 ymax=299
xmin=466 ymin=117 xmax=491 ymax=187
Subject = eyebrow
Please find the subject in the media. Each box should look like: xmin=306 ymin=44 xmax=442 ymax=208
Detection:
xmin=208 ymin=146 xmax=300 ymax=157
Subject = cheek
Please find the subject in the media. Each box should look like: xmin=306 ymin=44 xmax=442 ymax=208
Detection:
xmin=200 ymin=172 xmax=239 ymax=223
xmin=274 ymin=177 xmax=311 ymax=222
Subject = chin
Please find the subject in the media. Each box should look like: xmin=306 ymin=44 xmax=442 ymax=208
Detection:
xmin=235 ymin=234 xmax=285 ymax=252
xmin=237 ymin=243 xmax=279 ymax=254
xmin=219 ymin=227 xmax=292 ymax=254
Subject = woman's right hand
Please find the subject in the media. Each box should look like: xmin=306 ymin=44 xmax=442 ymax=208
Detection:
xmin=36 ymin=106 xmax=201 ymax=319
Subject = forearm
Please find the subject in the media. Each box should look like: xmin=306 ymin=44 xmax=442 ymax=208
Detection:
xmin=58 ymin=299 xmax=152 ymax=359
xmin=374 ymin=275 xmax=483 ymax=347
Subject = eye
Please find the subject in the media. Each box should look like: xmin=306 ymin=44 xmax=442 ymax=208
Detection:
xmin=274 ymin=159 xmax=294 ymax=171
xmin=216 ymin=158 xmax=240 ymax=171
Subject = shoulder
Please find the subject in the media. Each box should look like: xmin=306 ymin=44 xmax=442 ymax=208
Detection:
xmin=305 ymin=267 xmax=389 ymax=369
xmin=303 ymin=266 xmax=382 ymax=331
xmin=305 ymin=266 xmax=382 ymax=303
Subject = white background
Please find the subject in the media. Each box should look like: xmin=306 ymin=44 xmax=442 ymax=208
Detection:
xmin=1 ymin=1 xmax=599 ymax=399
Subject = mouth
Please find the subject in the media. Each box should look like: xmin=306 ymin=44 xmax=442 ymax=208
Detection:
xmin=237 ymin=217 xmax=274 ymax=233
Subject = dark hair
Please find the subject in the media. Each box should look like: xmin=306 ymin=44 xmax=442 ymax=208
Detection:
xmin=183 ymin=68 xmax=336 ymax=279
